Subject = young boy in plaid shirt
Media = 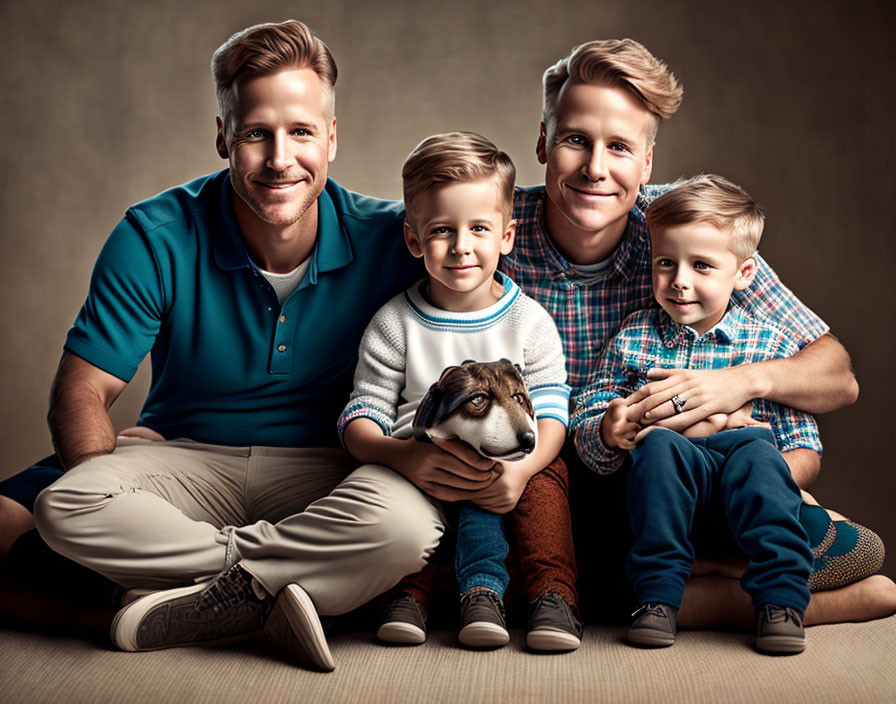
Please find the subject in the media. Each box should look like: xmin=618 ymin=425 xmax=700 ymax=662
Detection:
xmin=572 ymin=175 xmax=822 ymax=654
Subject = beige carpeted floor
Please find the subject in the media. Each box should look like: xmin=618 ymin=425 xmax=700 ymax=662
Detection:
xmin=2 ymin=618 xmax=894 ymax=704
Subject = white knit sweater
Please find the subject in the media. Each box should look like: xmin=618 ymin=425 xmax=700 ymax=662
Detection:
xmin=338 ymin=273 xmax=570 ymax=441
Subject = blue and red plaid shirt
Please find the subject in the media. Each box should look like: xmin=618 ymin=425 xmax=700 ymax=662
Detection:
xmin=501 ymin=185 xmax=829 ymax=396
xmin=569 ymin=306 xmax=824 ymax=474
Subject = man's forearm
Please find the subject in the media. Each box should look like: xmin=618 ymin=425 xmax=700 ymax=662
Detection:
xmin=48 ymin=354 xmax=124 ymax=470
xmin=744 ymin=333 xmax=859 ymax=414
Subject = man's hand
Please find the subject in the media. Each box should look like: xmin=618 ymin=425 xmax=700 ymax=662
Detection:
xmin=627 ymin=366 xmax=754 ymax=432
xmin=600 ymin=397 xmax=642 ymax=450
xmin=343 ymin=419 xmax=499 ymax=502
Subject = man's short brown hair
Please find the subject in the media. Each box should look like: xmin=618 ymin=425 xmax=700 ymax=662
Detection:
xmin=402 ymin=132 xmax=516 ymax=227
xmin=647 ymin=174 xmax=766 ymax=261
xmin=211 ymin=20 xmax=337 ymax=130
xmin=543 ymin=39 xmax=683 ymax=142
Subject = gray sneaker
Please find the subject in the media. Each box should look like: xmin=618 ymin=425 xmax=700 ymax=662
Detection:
xmin=755 ymin=605 xmax=806 ymax=655
xmin=458 ymin=588 xmax=509 ymax=649
xmin=527 ymin=592 xmax=583 ymax=652
xmin=111 ymin=564 xmax=335 ymax=671
xmin=376 ymin=592 xmax=427 ymax=645
xmin=111 ymin=564 xmax=270 ymax=652
xmin=627 ymin=602 xmax=678 ymax=647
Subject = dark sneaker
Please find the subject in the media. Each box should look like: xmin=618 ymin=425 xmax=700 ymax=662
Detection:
xmin=526 ymin=591 xmax=583 ymax=652
xmin=265 ymin=583 xmax=335 ymax=671
xmin=111 ymin=564 xmax=270 ymax=652
xmin=755 ymin=605 xmax=806 ymax=655
xmin=458 ymin=588 xmax=509 ymax=649
xmin=627 ymin=603 xmax=678 ymax=647
xmin=376 ymin=592 xmax=427 ymax=645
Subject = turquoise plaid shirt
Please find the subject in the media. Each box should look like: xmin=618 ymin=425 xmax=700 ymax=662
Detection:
xmin=501 ymin=185 xmax=829 ymax=396
xmin=570 ymin=306 xmax=824 ymax=474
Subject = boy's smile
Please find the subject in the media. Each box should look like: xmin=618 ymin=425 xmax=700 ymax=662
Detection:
xmin=404 ymin=178 xmax=516 ymax=312
xmin=651 ymin=222 xmax=756 ymax=335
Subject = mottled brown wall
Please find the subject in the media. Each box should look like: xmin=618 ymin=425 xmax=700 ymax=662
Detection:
xmin=1 ymin=0 xmax=894 ymax=576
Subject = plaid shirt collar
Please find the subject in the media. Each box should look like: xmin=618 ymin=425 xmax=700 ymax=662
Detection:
xmin=657 ymin=306 xmax=748 ymax=346
xmin=513 ymin=186 xmax=651 ymax=282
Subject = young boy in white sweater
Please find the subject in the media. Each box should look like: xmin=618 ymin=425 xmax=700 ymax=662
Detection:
xmin=338 ymin=132 xmax=581 ymax=651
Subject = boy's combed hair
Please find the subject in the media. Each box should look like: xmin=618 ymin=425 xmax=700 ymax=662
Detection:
xmin=402 ymin=132 xmax=516 ymax=225
xmin=211 ymin=20 xmax=337 ymax=129
xmin=543 ymin=39 xmax=683 ymax=141
xmin=647 ymin=174 xmax=766 ymax=260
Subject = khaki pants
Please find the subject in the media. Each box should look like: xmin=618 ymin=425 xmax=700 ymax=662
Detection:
xmin=34 ymin=438 xmax=445 ymax=615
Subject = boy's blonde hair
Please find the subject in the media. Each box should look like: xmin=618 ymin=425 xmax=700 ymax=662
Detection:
xmin=542 ymin=39 xmax=683 ymax=142
xmin=402 ymin=132 xmax=516 ymax=227
xmin=647 ymin=174 xmax=766 ymax=261
xmin=211 ymin=20 xmax=337 ymax=131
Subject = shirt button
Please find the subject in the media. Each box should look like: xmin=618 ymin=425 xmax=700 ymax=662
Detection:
xmin=665 ymin=341 xmax=675 ymax=349
xmin=277 ymin=344 xmax=287 ymax=352
xmin=279 ymin=315 xmax=286 ymax=323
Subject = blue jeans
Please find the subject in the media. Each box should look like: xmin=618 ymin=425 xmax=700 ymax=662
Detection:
xmin=626 ymin=427 xmax=812 ymax=613
xmin=455 ymin=502 xmax=509 ymax=597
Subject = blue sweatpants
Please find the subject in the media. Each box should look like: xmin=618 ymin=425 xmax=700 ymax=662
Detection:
xmin=626 ymin=426 xmax=812 ymax=614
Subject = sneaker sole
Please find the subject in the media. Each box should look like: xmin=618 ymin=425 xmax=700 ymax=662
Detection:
xmin=756 ymin=634 xmax=806 ymax=655
xmin=627 ymin=627 xmax=676 ymax=648
xmin=110 ymin=583 xmax=207 ymax=651
xmin=264 ymin=584 xmax=335 ymax=672
xmin=527 ymin=627 xmax=581 ymax=652
xmin=458 ymin=622 xmax=510 ymax=649
xmin=377 ymin=621 xmax=426 ymax=645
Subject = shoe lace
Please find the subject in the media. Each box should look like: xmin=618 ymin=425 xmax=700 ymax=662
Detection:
xmin=765 ymin=605 xmax=800 ymax=624
xmin=631 ymin=603 xmax=669 ymax=619
xmin=197 ymin=565 xmax=254 ymax=612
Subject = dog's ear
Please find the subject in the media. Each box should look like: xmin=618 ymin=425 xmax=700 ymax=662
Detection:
xmin=412 ymin=380 xmax=444 ymax=441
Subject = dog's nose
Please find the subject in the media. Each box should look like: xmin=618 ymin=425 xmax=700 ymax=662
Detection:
xmin=517 ymin=430 xmax=536 ymax=452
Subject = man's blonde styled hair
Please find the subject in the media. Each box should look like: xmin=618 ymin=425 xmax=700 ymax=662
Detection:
xmin=542 ymin=39 xmax=683 ymax=143
xmin=647 ymin=174 xmax=766 ymax=261
xmin=402 ymin=132 xmax=516 ymax=228
xmin=211 ymin=20 xmax=337 ymax=131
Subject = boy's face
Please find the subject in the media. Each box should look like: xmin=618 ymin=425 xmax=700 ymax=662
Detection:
xmin=404 ymin=177 xmax=515 ymax=312
xmin=537 ymin=81 xmax=654 ymax=251
xmin=650 ymin=222 xmax=756 ymax=335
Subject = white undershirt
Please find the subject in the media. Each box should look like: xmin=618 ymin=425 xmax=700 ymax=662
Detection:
xmin=258 ymin=259 xmax=311 ymax=305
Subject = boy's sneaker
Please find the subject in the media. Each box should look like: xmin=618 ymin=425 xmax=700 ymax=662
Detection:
xmin=458 ymin=588 xmax=509 ymax=649
xmin=526 ymin=591 xmax=583 ymax=652
xmin=376 ymin=592 xmax=427 ymax=645
xmin=627 ymin=602 xmax=678 ymax=647
xmin=755 ymin=604 xmax=806 ymax=655
xmin=110 ymin=564 xmax=335 ymax=671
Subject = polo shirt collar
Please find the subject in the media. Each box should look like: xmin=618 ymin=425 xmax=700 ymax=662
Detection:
xmin=214 ymin=174 xmax=353 ymax=278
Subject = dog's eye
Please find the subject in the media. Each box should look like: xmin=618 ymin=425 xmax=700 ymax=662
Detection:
xmin=512 ymin=393 xmax=527 ymax=405
xmin=467 ymin=394 xmax=488 ymax=408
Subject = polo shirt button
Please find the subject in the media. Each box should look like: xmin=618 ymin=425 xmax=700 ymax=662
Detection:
xmin=278 ymin=344 xmax=287 ymax=352
xmin=280 ymin=315 xmax=286 ymax=323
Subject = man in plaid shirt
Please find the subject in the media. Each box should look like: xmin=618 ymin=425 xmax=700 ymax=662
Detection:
xmin=500 ymin=39 xmax=896 ymax=626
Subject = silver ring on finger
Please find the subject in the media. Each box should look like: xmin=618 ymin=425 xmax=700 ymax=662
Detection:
xmin=671 ymin=394 xmax=686 ymax=414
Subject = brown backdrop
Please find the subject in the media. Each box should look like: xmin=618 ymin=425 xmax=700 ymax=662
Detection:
xmin=1 ymin=0 xmax=894 ymax=578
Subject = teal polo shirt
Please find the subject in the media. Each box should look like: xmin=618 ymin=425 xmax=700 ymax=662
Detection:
xmin=65 ymin=170 xmax=420 ymax=447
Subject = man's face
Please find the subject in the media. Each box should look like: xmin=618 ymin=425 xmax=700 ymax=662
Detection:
xmin=538 ymin=81 xmax=654 ymax=247
xmin=216 ymin=68 xmax=337 ymax=230
xmin=650 ymin=222 xmax=755 ymax=335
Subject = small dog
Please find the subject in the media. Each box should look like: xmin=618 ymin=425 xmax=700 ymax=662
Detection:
xmin=413 ymin=359 xmax=537 ymax=461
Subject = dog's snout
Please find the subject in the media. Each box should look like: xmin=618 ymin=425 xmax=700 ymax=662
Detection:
xmin=517 ymin=430 xmax=536 ymax=452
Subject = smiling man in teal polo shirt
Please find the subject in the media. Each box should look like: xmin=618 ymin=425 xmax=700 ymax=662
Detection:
xmin=0 ymin=20 xmax=500 ymax=672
